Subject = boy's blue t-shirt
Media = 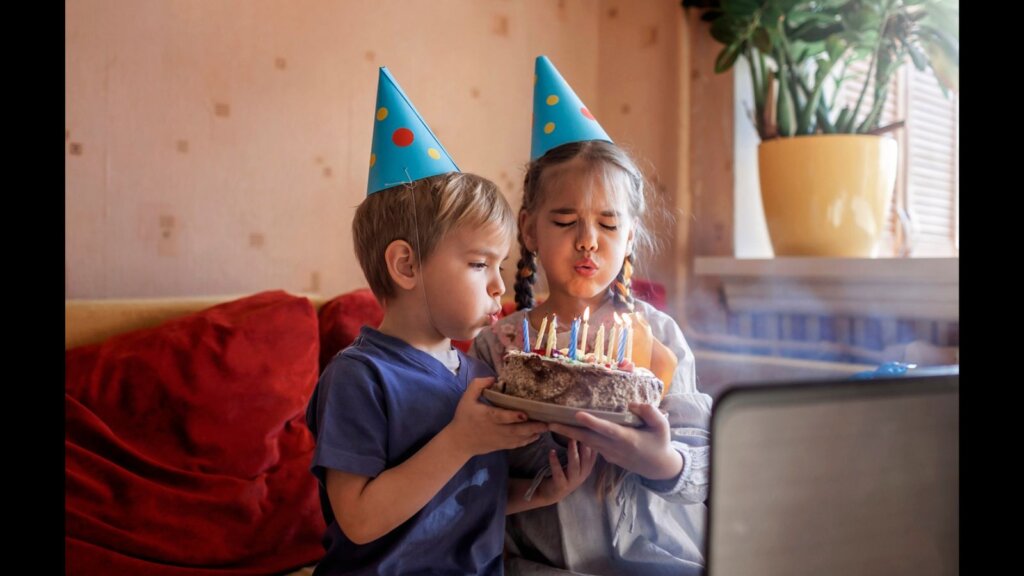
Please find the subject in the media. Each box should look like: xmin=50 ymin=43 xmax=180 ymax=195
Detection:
xmin=306 ymin=326 xmax=506 ymax=575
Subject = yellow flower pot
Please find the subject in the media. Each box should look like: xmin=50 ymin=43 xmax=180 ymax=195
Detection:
xmin=758 ymin=134 xmax=898 ymax=257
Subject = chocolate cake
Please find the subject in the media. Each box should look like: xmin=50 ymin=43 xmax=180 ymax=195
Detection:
xmin=498 ymin=350 xmax=663 ymax=413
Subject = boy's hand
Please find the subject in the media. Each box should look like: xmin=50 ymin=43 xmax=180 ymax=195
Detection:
xmin=446 ymin=377 xmax=548 ymax=458
xmin=533 ymin=439 xmax=597 ymax=505
xmin=549 ymin=403 xmax=683 ymax=481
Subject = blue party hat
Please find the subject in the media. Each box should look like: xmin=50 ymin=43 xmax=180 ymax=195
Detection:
xmin=367 ymin=67 xmax=459 ymax=195
xmin=530 ymin=55 xmax=613 ymax=161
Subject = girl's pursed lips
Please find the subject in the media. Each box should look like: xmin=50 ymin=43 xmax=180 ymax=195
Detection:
xmin=574 ymin=257 xmax=597 ymax=269
xmin=574 ymin=260 xmax=598 ymax=278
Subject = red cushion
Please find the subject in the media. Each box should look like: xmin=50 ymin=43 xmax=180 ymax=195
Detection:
xmin=317 ymin=288 xmax=385 ymax=371
xmin=501 ymin=300 xmax=519 ymax=317
xmin=65 ymin=291 xmax=325 ymax=575
xmin=633 ymin=278 xmax=668 ymax=311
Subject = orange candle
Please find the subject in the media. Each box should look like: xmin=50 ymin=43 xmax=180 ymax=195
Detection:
xmin=631 ymin=312 xmax=654 ymax=370
xmin=651 ymin=337 xmax=679 ymax=398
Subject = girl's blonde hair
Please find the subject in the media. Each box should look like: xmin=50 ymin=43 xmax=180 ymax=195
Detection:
xmin=353 ymin=172 xmax=515 ymax=302
xmin=514 ymin=140 xmax=660 ymax=313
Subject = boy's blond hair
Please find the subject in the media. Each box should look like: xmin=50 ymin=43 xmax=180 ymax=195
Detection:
xmin=353 ymin=172 xmax=515 ymax=302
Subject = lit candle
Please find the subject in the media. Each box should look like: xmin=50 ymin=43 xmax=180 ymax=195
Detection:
xmin=579 ymin=306 xmax=590 ymax=358
xmin=568 ymin=317 xmax=579 ymax=360
xmin=593 ymin=324 xmax=605 ymax=364
xmin=545 ymin=316 xmax=558 ymax=356
xmin=522 ymin=316 xmax=530 ymax=352
xmin=534 ymin=315 xmax=548 ymax=353
xmin=624 ymin=313 xmax=634 ymax=361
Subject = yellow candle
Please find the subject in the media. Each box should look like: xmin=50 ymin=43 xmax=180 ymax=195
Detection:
xmin=579 ymin=306 xmax=590 ymax=357
xmin=545 ymin=316 xmax=558 ymax=356
xmin=607 ymin=312 xmax=620 ymax=363
xmin=631 ymin=312 xmax=654 ymax=370
xmin=593 ymin=324 xmax=605 ymax=364
xmin=534 ymin=315 xmax=548 ymax=352
xmin=624 ymin=313 xmax=634 ymax=361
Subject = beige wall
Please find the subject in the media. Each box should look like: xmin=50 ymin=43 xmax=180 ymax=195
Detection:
xmin=597 ymin=0 xmax=684 ymax=301
xmin=66 ymin=0 xmax=695 ymax=311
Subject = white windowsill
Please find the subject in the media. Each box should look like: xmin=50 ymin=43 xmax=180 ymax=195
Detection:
xmin=694 ymin=257 xmax=959 ymax=321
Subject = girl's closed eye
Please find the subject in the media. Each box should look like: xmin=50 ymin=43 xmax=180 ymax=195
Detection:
xmin=552 ymin=216 xmax=619 ymax=231
xmin=470 ymin=262 xmax=488 ymax=270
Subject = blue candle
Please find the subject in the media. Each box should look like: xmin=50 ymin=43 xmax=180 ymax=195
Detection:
xmin=568 ymin=317 xmax=579 ymax=360
xmin=617 ymin=324 xmax=627 ymax=363
xmin=522 ymin=317 xmax=530 ymax=352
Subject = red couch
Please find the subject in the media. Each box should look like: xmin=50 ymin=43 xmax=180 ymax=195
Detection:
xmin=65 ymin=283 xmax=667 ymax=575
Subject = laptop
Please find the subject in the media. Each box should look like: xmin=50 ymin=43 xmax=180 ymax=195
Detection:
xmin=706 ymin=369 xmax=959 ymax=576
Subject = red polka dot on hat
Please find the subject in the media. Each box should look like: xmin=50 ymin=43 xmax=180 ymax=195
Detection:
xmin=392 ymin=128 xmax=414 ymax=147
xmin=580 ymin=107 xmax=596 ymax=120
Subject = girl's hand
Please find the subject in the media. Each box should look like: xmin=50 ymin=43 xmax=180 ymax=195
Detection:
xmin=548 ymin=403 xmax=683 ymax=481
xmin=533 ymin=439 xmax=597 ymax=505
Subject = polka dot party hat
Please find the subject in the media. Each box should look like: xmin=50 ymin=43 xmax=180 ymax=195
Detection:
xmin=367 ymin=67 xmax=459 ymax=195
xmin=531 ymin=55 xmax=613 ymax=161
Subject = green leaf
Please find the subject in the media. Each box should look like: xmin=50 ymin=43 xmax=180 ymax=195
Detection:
xmin=722 ymin=0 xmax=763 ymax=18
xmin=753 ymin=27 xmax=773 ymax=53
xmin=905 ymin=42 xmax=928 ymax=71
xmin=835 ymin=106 xmax=853 ymax=133
xmin=773 ymin=0 xmax=804 ymax=13
xmin=924 ymin=43 xmax=959 ymax=93
xmin=920 ymin=0 xmax=959 ymax=41
xmin=715 ymin=42 xmax=745 ymax=73
xmin=918 ymin=25 xmax=959 ymax=65
xmin=790 ymin=21 xmax=844 ymax=43
xmin=710 ymin=15 xmax=743 ymax=44
xmin=776 ymin=70 xmax=796 ymax=136
xmin=825 ymin=36 xmax=845 ymax=60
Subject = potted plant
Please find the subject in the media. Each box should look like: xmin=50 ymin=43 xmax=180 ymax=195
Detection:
xmin=684 ymin=0 xmax=959 ymax=256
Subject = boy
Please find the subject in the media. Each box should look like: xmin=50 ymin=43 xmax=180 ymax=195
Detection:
xmin=306 ymin=67 xmax=595 ymax=575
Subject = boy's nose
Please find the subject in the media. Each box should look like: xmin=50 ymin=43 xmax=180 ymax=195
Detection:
xmin=490 ymin=273 xmax=505 ymax=297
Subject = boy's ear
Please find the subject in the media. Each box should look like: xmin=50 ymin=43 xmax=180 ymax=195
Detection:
xmin=518 ymin=210 xmax=537 ymax=252
xmin=384 ymin=239 xmax=418 ymax=291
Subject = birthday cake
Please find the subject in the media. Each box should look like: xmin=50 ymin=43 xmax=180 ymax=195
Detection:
xmin=497 ymin=349 xmax=663 ymax=413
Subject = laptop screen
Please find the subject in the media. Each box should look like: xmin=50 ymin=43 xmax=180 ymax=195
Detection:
xmin=706 ymin=371 xmax=958 ymax=576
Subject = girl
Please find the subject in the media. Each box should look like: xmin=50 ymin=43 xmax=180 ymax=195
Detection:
xmin=469 ymin=56 xmax=712 ymax=576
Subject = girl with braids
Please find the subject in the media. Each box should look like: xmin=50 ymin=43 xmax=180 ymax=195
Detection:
xmin=469 ymin=57 xmax=711 ymax=576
